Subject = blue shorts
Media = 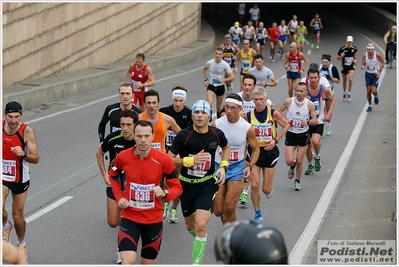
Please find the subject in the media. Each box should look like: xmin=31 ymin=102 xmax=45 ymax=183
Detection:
xmin=312 ymin=29 xmax=321 ymax=35
xmin=286 ymin=71 xmax=301 ymax=80
xmin=215 ymin=160 xmax=245 ymax=182
xmin=256 ymin=39 xmax=265 ymax=46
xmin=279 ymin=35 xmax=287 ymax=42
xmin=365 ymin=72 xmax=379 ymax=87
xmin=232 ymin=39 xmax=240 ymax=45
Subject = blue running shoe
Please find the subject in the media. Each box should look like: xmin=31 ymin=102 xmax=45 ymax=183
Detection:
xmin=366 ymin=106 xmax=372 ymax=112
xmin=374 ymin=96 xmax=379 ymax=105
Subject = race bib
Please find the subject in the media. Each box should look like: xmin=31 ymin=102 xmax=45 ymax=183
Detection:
xmin=314 ymin=100 xmax=320 ymax=116
xmin=344 ymin=57 xmax=354 ymax=66
xmin=187 ymin=153 xmax=211 ymax=177
xmin=254 ymin=123 xmax=272 ymax=142
xmin=289 ymin=62 xmax=299 ymax=72
xmin=229 ymin=147 xmax=240 ymax=162
xmin=211 ymin=76 xmax=222 ymax=85
xmin=289 ymin=116 xmax=305 ymax=132
xmin=129 ymin=182 xmax=155 ymax=209
xmin=151 ymin=142 xmax=161 ymax=151
xmin=166 ymin=130 xmax=176 ymax=147
xmin=2 ymin=159 xmax=16 ymax=182
xmin=131 ymin=80 xmax=142 ymax=92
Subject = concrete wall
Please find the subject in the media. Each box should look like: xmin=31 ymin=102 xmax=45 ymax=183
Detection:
xmin=2 ymin=2 xmax=202 ymax=86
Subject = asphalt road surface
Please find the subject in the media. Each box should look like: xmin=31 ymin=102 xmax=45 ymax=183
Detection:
xmin=4 ymin=3 xmax=396 ymax=266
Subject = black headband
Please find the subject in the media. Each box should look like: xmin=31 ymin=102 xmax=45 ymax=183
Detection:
xmin=321 ymin=55 xmax=331 ymax=61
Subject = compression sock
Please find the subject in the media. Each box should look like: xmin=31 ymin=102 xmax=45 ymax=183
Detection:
xmin=192 ymin=235 xmax=207 ymax=265
xmin=189 ymin=229 xmax=196 ymax=238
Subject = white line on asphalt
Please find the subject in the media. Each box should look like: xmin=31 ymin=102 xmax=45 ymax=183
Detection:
xmin=25 ymin=196 xmax=73 ymax=224
xmin=26 ymin=67 xmax=204 ymax=125
xmin=289 ymin=65 xmax=387 ymax=264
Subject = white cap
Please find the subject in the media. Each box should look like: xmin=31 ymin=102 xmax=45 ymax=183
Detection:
xmin=346 ymin=35 xmax=353 ymax=42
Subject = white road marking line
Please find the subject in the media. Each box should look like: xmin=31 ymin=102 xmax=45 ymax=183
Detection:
xmin=289 ymin=66 xmax=387 ymax=265
xmin=25 ymin=196 xmax=73 ymax=224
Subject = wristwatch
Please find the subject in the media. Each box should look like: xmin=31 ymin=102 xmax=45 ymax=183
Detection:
xmin=163 ymin=189 xmax=169 ymax=198
xmin=22 ymin=152 xmax=27 ymax=159
xmin=274 ymin=138 xmax=279 ymax=144
xmin=249 ymin=165 xmax=253 ymax=171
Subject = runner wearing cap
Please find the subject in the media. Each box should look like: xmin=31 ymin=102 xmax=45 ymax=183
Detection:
xmin=360 ymin=43 xmax=385 ymax=112
xmin=2 ymin=101 xmax=40 ymax=258
xmin=159 ymin=86 xmax=192 ymax=223
xmin=168 ymin=100 xmax=230 ymax=265
xmin=228 ymin=22 xmax=243 ymax=46
xmin=221 ymin=34 xmax=240 ymax=93
xmin=337 ymin=35 xmax=358 ymax=101
xmin=212 ymin=94 xmax=259 ymax=225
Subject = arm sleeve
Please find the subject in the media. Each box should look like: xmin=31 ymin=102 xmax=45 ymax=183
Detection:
xmin=109 ymin=156 xmax=124 ymax=202
xmin=163 ymin=154 xmax=182 ymax=201
xmin=98 ymin=108 xmax=110 ymax=142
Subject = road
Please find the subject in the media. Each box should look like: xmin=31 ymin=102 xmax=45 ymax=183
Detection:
xmin=4 ymin=3 xmax=396 ymax=265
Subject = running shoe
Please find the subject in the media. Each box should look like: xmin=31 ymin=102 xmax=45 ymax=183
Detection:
xmin=343 ymin=93 xmax=347 ymax=101
xmin=374 ymin=96 xmax=379 ymax=105
xmin=2 ymin=220 xmax=13 ymax=243
xmin=254 ymin=212 xmax=263 ymax=221
xmin=315 ymin=158 xmax=322 ymax=172
xmin=310 ymin=43 xmax=314 ymax=48
xmin=294 ymin=180 xmax=301 ymax=191
xmin=17 ymin=243 xmax=28 ymax=258
xmin=288 ymin=161 xmax=296 ymax=179
xmin=366 ymin=106 xmax=373 ymax=112
xmin=239 ymin=192 xmax=248 ymax=205
xmin=304 ymin=164 xmax=315 ymax=175
xmin=316 ymin=45 xmax=319 ymax=49
xmin=325 ymin=122 xmax=332 ymax=136
xmin=163 ymin=201 xmax=169 ymax=219
xmin=116 ymin=249 xmax=121 ymax=264
xmin=168 ymin=208 xmax=179 ymax=224
xmin=277 ymin=50 xmax=280 ymax=55
xmin=280 ymin=55 xmax=284 ymax=60
xmin=347 ymin=94 xmax=351 ymax=101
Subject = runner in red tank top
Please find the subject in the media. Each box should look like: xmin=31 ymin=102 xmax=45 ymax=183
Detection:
xmin=2 ymin=101 xmax=40 ymax=258
xmin=126 ymin=53 xmax=156 ymax=110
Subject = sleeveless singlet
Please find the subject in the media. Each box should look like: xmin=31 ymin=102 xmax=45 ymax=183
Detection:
xmin=307 ymin=85 xmax=325 ymax=124
xmin=214 ymin=116 xmax=250 ymax=164
xmin=141 ymin=112 xmax=168 ymax=152
xmin=365 ymin=51 xmax=380 ymax=74
xmin=240 ymin=48 xmax=254 ymax=74
xmin=2 ymin=121 xmax=30 ymax=183
xmin=129 ymin=63 xmax=148 ymax=94
xmin=222 ymin=44 xmax=235 ymax=66
xmin=250 ymin=107 xmax=277 ymax=147
xmin=288 ymin=51 xmax=302 ymax=72
xmin=287 ymin=98 xmax=310 ymax=133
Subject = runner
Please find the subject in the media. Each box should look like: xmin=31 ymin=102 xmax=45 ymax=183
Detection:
xmin=236 ymin=39 xmax=257 ymax=91
xmin=295 ymin=20 xmax=307 ymax=52
xmin=309 ymin=12 xmax=323 ymax=49
xmin=109 ymin=120 xmax=182 ymax=264
xmin=246 ymin=87 xmax=289 ymax=220
xmin=98 ymin=83 xmax=142 ymax=142
xmin=236 ymin=75 xmax=275 ymax=206
xmin=95 ymin=109 xmax=139 ymax=264
xmin=266 ymin=22 xmax=280 ymax=62
xmin=255 ymin=22 xmax=267 ymax=55
xmin=212 ymin=94 xmax=259 ymax=224
xmin=249 ymin=54 xmax=278 ymax=88
xmin=360 ymin=43 xmax=385 ymax=112
xmin=303 ymin=68 xmax=335 ymax=176
xmin=203 ymin=48 xmax=235 ymax=120
xmin=277 ymin=82 xmax=318 ymax=191
xmin=277 ymin=19 xmax=289 ymax=59
xmin=2 ymin=101 xmax=40 ymax=258
xmin=228 ymin=22 xmax=243 ymax=46
xmin=319 ymin=55 xmax=340 ymax=135
xmin=159 ymin=86 xmax=193 ymax=223
xmin=283 ymin=42 xmax=309 ymax=97
xmin=168 ymin=100 xmax=230 ymax=264
xmin=221 ymin=34 xmax=240 ymax=93
xmin=337 ymin=35 xmax=358 ymax=101
xmin=125 ymin=53 xmax=156 ymax=110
